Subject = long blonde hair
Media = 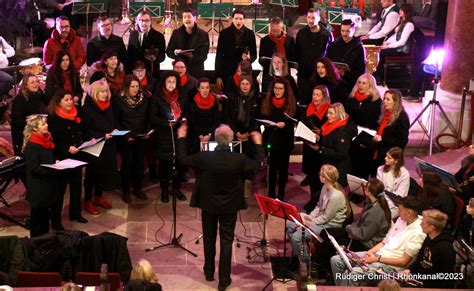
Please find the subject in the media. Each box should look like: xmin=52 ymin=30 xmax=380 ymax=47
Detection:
xmin=380 ymin=89 xmax=404 ymax=126
xmin=22 ymin=114 xmax=47 ymax=152
xmin=130 ymin=259 xmax=158 ymax=283
xmin=320 ymin=164 xmax=352 ymax=217
xmin=19 ymin=74 xmax=40 ymax=100
xmin=349 ymin=73 xmax=381 ymax=101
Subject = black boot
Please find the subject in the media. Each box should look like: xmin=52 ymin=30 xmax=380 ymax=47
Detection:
xmin=161 ymin=187 xmax=169 ymax=203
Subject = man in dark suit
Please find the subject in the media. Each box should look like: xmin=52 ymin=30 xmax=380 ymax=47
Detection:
xmin=128 ymin=11 xmax=166 ymax=78
xmin=176 ymin=124 xmax=264 ymax=291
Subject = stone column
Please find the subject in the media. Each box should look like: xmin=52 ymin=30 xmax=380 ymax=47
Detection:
xmin=435 ymin=0 xmax=473 ymax=145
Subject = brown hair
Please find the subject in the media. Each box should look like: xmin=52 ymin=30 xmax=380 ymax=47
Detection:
xmin=47 ymin=89 xmax=73 ymax=115
xmin=310 ymin=57 xmax=341 ymax=85
xmin=312 ymin=85 xmax=331 ymax=103
xmin=420 ymin=170 xmax=446 ymax=208
xmin=380 ymin=89 xmax=405 ymax=126
xmin=383 ymin=147 xmax=404 ymax=177
xmin=261 ymin=77 xmax=296 ymax=117
xmin=19 ymin=74 xmax=40 ymax=100
xmin=122 ymin=74 xmax=141 ymax=98
xmin=367 ymin=178 xmax=391 ymax=225
xmin=269 ymin=52 xmax=289 ymax=77
xmin=399 ymin=4 xmax=414 ymax=32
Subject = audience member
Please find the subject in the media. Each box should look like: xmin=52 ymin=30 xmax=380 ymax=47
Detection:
xmin=125 ymin=259 xmax=162 ymax=291
xmin=0 ymin=36 xmax=14 ymax=99
xmin=361 ymin=0 xmax=400 ymax=45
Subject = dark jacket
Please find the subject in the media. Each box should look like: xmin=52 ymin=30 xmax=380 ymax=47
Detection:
xmin=258 ymin=34 xmax=296 ymax=77
xmin=124 ymin=280 xmax=162 ymax=291
xmin=374 ymin=110 xmax=410 ymax=165
xmin=410 ymin=231 xmax=456 ymax=288
xmin=0 ymin=235 xmax=26 ymax=286
xmin=45 ymin=69 xmax=83 ymax=103
xmin=176 ymin=138 xmax=264 ymax=213
xmin=420 ymin=186 xmax=456 ymax=230
xmin=310 ymin=76 xmax=349 ymax=105
xmin=320 ymin=120 xmax=358 ymax=186
xmin=180 ymin=75 xmax=198 ymax=101
xmin=222 ymin=91 xmax=259 ymax=135
xmin=114 ymin=94 xmax=149 ymax=138
xmin=295 ymin=23 xmax=333 ymax=78
xmin=326 ymin=37 xmax=366 ymax=89
xmin=24 ymin=142 xmax=57 ymax=208
xmin=47 ymin=113 xmax=84 ymax=160
xmin=345 ymin=95 xmax=382 ymax=130
xmin=189 ymin=97 xmax=220 ymax=138
xmin=86 ymin=34 xmax=129 ymax=71
xmin=81 ymin=96 xmax=120 ymax=190
xmin=262 ymin=74 xmax=298 ymax=101
xmin=215 ymin=24 xmax=257 ymax=81
xmin=11 ymin=91 xmax=48 ymax=155
xmin=128 ymin=28 xmax=166 ymax=78
xmin=261 ymin=105 xmax=294 ymax=153
xmin=166 ymin=24 xmax=210 ymax=78
xmin=299 ymin=104 xmax=327 ymax=174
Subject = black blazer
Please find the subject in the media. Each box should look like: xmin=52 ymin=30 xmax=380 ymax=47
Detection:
xmin=176 ymin=138 xmax=264 ymax=213
xmin=86 ymin=34 xmax=129 ymax=71
xmin=47 ymin=113 xmax=84 ymax=160
xmin=114 ymin=94 xmax=149 ymax=138
xmin=222 ymin=92 xmax=259 ymax=135
xmin=128 ymin=28 xmax=166 ymax=77
xmin=166 ymin=24 xmax=210 ymax=78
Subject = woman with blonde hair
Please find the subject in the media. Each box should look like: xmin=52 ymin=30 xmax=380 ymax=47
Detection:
xmin=346 ymin=73 xmax=382 ymax=179
xmin=125 ymin=259 xmax=162 ymax=290
xmin=81 ymin=79 xmax=119 ymax=215
xmin=23 ymin=114 xmax=58 ymax=237
xmin=287 ymin=164 xmax=350 ymax=268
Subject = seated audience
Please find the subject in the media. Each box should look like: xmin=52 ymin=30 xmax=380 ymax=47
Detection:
xmin=310 ymin=57 xmax=348 ymax=105
xmin=413 ymin=0 xmax=438 ymax=30
xmin=454 ymin=145 xmax=474 ymax=202
xmin=360 ymin=0 xmax=400 ymax=45
xmin=455 ymin=201 xmax=474 ymax=288
xmin=125 ymin=259 xmax=162 ymax=291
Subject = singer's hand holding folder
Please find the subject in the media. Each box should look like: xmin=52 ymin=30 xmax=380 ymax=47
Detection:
xmin=295 ymin=122 xmax=317 ymax=144
xmin=352 ymin=126 xmax=376 ymax=148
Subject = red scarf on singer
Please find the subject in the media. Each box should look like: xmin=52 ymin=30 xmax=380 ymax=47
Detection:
xmin=163 ymin=88 xmax=182 ymax=119
xmin=354 ymin=91 xmax=369 ymax=102
xmin=377 ymin=111 xmax=391 ymax=136
xmin=269 ymin=32 xmax=286 ymax=56
xmin=233 ymin=73 xmax=240 ymax=87
xmin=321 ymin=117 xmax=348 ymax=136
xmin=306 ymin=102 xmax=329 ymax=120
xmin=29 ymin=132 xmax=55 ymax=149
xmin=94 ymin=99 xmax=110 ymax=111
xmin=55 ymin=105 xmax=81 ymax=124
xmin=180 ymin=74 xmax=188 ymax=87
xmin=139 ymin=76 xmax=148 ymax=88
xmin=194 ymin=92 xmax=215 ymax=110
xmin=272 ymin=96 xmax=286 ymax=108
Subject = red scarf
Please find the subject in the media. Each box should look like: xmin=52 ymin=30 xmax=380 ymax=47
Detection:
xmin=194 ymin=92 xmax=215 ymax=110
xmin=321 ymin=117 xmax=348 ymax=136
xmin=94 ymin=99 xmax=110 ymax=111
xmin=163 ymin=88 xmax=182 ymax=119
xmin=306 ymin=101 xmax=329 ymax=120
xmin=180 ymin=74 xmax=188 ymax=87
xmin=29 ymin=132 xmax=55 ymax=149
xmin=354 ymin=91 xmax=369 ymax=102
xmin=233 ymin=73 xmax=240 ymax=87
xmin=62 ymin=70 xmax=72 ymax=91
xmin=272 ymin=96 xmax=286 ymax=108
xmin=269 ymin=32 xmax=287 ymax=56
xmin=377 ymin=111 xmax=391 ymax=136
xmin=55 ymin=105 xmax=81 ymax=124
xmin=139 ymin=76 xmax=148 ymax=88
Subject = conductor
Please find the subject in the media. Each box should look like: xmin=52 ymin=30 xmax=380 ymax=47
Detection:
xmin=176 ymin=124 xmax=264 ymax=290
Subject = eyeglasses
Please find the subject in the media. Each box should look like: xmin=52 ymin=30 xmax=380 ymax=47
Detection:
xmin=59 ymin=25 xmax=70 ymax=29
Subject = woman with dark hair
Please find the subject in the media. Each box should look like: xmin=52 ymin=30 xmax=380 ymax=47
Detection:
xmin=47 ymin=89 xmax=88 ymax=226
xmin=419 ymin=170 xmax=455 ymax=230
xmin=90 ymin=50 xmax=125 ymax=95
xmin=311 ymin=178 xmax=391 ymax=278
xmin=173 ymin=59 xmax=198 ymax=101
xmin=346 ymin=73 xmax=382 ymax=179
xmin=262 ymin=52 xmax=299 ymax=101
xmin=116 ymin=75 xmax=150 ymax=203
xmin=222 ymin=74 xmax=260 ymax=157
xmin=260 ymin=77 xmax=296 ymax=200
xmin=223 ymin=60 xmax=259 ymax=97
xmin=45 ymin=50 xmax=83 ymax=103
xmin=309 ymin=57 xmax=348 ymax=105
xmin=81 ymin=79 xmax=120 ymax=215
xmin=132 ymin=60 xmax=157 ymax=98
xmin=372 ymin=89 xmax=409 ymax=173
xmin=377 ymin=147 xmax=410 ymax=219
xmin=150 ymin=71 xmax=187 ymax=203
xmin=11 ymin=74 xmax=48 ymax=155
xmin=189 ymin=78 xmax=220 ymax=154
xmin=300 ymin=85 xmax=330 ymax=211
xmin=376 ymin=3 xmax=415 ymax=82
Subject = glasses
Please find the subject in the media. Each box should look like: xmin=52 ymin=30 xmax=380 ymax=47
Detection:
xmin=59 ymin=25 xmax=70 ymax=29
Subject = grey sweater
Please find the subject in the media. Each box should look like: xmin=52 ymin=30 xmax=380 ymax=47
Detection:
xmin=309 ymin=185 xmax=347 ymax=226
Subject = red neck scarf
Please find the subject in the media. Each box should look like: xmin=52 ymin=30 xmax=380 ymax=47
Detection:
xmin=269 ymin=32 xmax=287 ymax=56
xmin=306 ymin=101 xmax=329 ymax=120
xmin=62 ymin=70 xmax=72 ymax=91
xmin=139 ymin=76 xmax=148 ymax=88
xmin=194 ymin=92 xmax=215 ymax=110
xmin=55 ymin=105 xmax=81 ymax=124
xmin=377 ymin=110 xmax=391 ymax=136
xmin=272 ymin=96 xmax=286 ymax=108
xmin=354 ymin=91 xmax=369 ymax=102
xmin=180 ymin=74 xmax=188 ymax=87
xmin=163 ymin=88 xmax=182 ymax=119
xmin=233 ymin=73 xmax=240 ymax=87
xmin=321 ymin=117 xmax=348 ymax=136
xmin=29 ymin=132 xmax=55 ymax=149
xmin=94 ymin=99 xmax=110 ymax=111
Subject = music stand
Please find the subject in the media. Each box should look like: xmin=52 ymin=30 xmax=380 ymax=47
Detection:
xmin=255 ymin=194 xmax=300 ymax=290
xmin=72 ymin=0 xmax=108 ymax=40
xmin=0 ymin=157 xmax=28 ymax=229
xmin=197 ymin=2 xmax=233 ymax=47
xmin=269 ymin=0 xmax=298 ymax=20
xmin=129 ymin=1 xmax=165 ymax=17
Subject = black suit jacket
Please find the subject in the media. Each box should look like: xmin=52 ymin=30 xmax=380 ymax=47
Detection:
xmin=177 ymin=138 xmax=264 ymax=214
xmin=128 ymin=28 xmax=166 ymax=77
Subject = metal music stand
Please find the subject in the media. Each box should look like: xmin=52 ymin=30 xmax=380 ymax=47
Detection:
xmin=72 ymin=0 xmax=108 ymax=40
xmin=269 ymin=0 xmax=298 ymax=20
xmin=129 ymin=1 xmax=165 ymax=17
xmin=197 ymin=2 xmax=233 ymax=47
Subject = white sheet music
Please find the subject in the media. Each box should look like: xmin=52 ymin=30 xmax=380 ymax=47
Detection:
xmin=81 ymin=140 xmax=105 ymax=157
xmin=354 ymin=126 xmax=376 ymax=141
xmin=77 ymin=137 xmax=104 ymax=150
xmin=256 ymin=119 xmax=278 ymax=126
xmin=41 ymin=159 xmax=87 ymax=170
xmin=289 ymin=214 xmax=323 ymax=243
xmin=347 ymin=174 xmax=367 ymax=196
xmin=325 ymin=228 xmax=354 ymax=272
xmin=294 ymin=122 xmax=316 ymax=144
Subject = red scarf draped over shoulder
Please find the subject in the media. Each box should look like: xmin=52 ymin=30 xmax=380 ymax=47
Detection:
xmin=306 ymin=101 xmax=329 ymax=120
xmin=55 ymin=105 xmax=81 ymax=124
xmin=163 ymin=88 xmax=182 ymax=119
xmin=354 ymin=91 xmax=369 ymax=102
xmin=272 ymin=96 xmax=286 ymax=108
xmin=321 ymin=117 xmax=348 ymax=136
xmin=29 ymin=132 xmax=55 ymax=149
xmin=194 ymin=92 xmax=215 ymax=110
xmin=269 ymin=32 xmax=287 ymax=56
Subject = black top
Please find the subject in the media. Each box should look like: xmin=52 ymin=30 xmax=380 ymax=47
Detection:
xmin=189 ymin=98 xmax=220 ymax=138
xmin=310 ymin=77 xmax=349 ymax=105
xmin=258 ymin=34 xmax=297 ymax=77
xmin=48 ymin=113 xmax=84 ymax=160
xmin=114 ymin=94 xmax=149 ymax=138
xmin=44 ymin=69 xmax=83 ymax=103
xmin=345 ymin=95 xmax=382 ymax=130
xmin=128 ymin=28 xmax=166 ymax=78
xmin=374 ymin=110 xmax=410 ymax=164
xmin=261 ymin=105 xmax=294 ymax=153
xmin=222 ymin=91 xmax=259 ymax=135
xmin=86 ymin=34 xmax=129 ymax=71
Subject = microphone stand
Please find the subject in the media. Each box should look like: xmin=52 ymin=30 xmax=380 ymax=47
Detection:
xmin=145 ymin=121 xmax=197 ymax=257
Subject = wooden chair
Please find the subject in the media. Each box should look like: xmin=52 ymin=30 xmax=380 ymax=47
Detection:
xmin=75 ymin=272 xmax=122 ymax=291
xmin=16 ymin=271 xmax=62 ymax=287
xmin=383 ymin=38 xmax=417 ymax=87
